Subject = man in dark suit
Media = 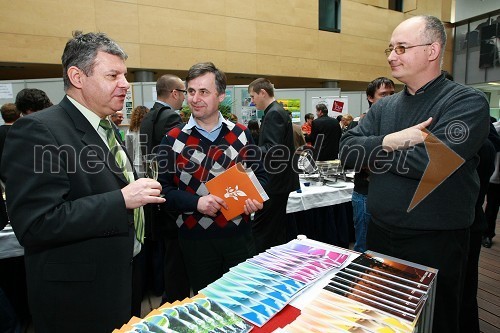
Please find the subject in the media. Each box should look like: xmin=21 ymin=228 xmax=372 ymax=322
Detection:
xmin=0 ymin=31 xmax=165 ymax=333
xmin=139 ymin=74 xmax=190 ymax=305
xmin=310 ymin=103 xmax=342 ymax=161
xmin=140 ymin=74 xmax=184 ymax=154
xmin=248 ymin=78 xmax=299 ymax=253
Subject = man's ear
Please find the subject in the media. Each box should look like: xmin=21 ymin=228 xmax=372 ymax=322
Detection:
xmin=428 ymin=42 xmax=441 ymax=62
xmin=67 ymin=66 xmax=84 ymax=88
xmin=218 ymin=92 xmax=226 ymax=103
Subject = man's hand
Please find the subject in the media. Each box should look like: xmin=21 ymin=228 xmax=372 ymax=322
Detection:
xmin=121 ymin=178 xmax=165 ymax=209
xmin=382 ymin=117 xmax=432 ymax=152
xmin=243 ymin=199 xmax=264 ymax=215
xmin=197 ymin=194 xmax=229 ymax=217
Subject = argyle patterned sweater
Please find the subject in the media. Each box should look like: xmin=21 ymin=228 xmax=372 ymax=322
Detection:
xmin=158 ymin=120 xmax=267 ymax=239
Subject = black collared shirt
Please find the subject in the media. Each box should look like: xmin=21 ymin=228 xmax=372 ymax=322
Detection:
xmin=404 ymin=73 xmax=445 ymax=95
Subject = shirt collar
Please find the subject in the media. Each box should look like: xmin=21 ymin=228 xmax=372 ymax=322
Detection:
xmin=155 ymin=100 xmax=173 ymax=109
xmin=66 ymin=95 xmax=103 ymax=131
xmin=184 ymin=111 xmax=226 ymax=133
xmin=405 ymin=73 xmax=445 ymax=95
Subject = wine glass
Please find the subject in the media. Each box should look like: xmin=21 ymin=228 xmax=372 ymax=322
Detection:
xmin=142 ymin=153 xmax=164 ymax=197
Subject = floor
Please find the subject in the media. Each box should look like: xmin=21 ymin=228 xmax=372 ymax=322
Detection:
xmin=478 ymin=218 xmax=500 ymax=333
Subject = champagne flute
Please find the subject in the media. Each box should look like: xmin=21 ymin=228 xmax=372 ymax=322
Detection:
xmin=142 ymin=153 xmax=164 ymax=197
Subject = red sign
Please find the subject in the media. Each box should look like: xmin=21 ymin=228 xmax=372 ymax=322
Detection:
xmin=332 ymin=100 xmax=344 ymax=113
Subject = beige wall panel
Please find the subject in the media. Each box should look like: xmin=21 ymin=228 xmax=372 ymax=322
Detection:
xmin=318 ymin=60 xmax=341 ymax=79
xmin=349 ymin=0 xmax=387 ymax=9
xmin=342 ymin=1 xmax=402 ymax=39
xmin=138 ymin=6 xmax=226 ymax=49
xmin=340 ymin=62 xmax=391 ymax=82
xmin=317 ymin=31 xmax=342 ymax=62
xmin=139 ymin=45 xmax=226 ymax=71
xmin=121 ymin=43 xmax=141 ymax=68
xmin=0 ymin=0 xmax=96 ymax=37
xmin=96 ymin=1 xmax=140 ymax=43
xmin=407 ymin=1 xmax=442 ymax=17
xmin=225 ymin=0 xmax=257 ymax=20
xmin=137 ymin=0 xmax=225 ymax=16
xmin=256 ymin=54 xmax=319 ymax=78
xmin=440 ymin=0 xmax=453 ymax=22
xmin=404 ymin=0 xmax=417 ymax=12
xmin=115 ymin=0 xmax=138 ymax=3
xmin=255 ymin=0 xmax=317 ymax=29
xmin=255 ymin=22 xmax=317 ymax=59
xmin=0 ymin=34 xmax=65 ymax=63
xmin=225 ymin=52 xmax=257 ymax=75
xmin=226 ymin=18 xmax=256 ymax=53
xmin=340 ymin=36 xmax=390 ymax=67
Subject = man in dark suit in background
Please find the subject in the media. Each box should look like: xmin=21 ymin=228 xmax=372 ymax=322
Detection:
xmin=141 ymin=74 xmax=184 ymax=154
xmin=310 ymin=103 xmax=342 ymax=161
xmin=1 ymin=31 xmax=165 ymax=333
xmin=140 ymin=74 xmax=190 ymax=305
xmin=248 ymin=78 xmax=299 ymax=253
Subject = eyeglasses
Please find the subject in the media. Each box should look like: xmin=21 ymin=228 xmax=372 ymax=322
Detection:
xmin=384 ymin=43 xmax=432 ymax=56
xmin=172 ymin=89 xmax=187 ymax=95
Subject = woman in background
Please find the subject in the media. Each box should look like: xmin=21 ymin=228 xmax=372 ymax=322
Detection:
xmin=126 ymin=105 xmax=149 ymax=177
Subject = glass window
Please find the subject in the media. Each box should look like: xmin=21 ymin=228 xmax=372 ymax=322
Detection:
xmin=319 ymin=0 xmax=341 ymax=33
xmin=388 ymin=0 xmax=403 ymax=12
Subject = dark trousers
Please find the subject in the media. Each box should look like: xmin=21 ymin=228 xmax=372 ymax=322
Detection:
xmin=131 ymin=250 xmax=145 ymax=317
xmin=161 ymin=237 xmax=191 ymax=304
xmin=0 ymin=288 xmax=18 ymax=333
xmin=484 ymin=183 xmax=499 ymax=239
xmin=0 ymin=256 xmax=29 ymax=328
xmin=367 ymin=221 xmax=469 ymax=333
xmin=459 ymin=230 xmax=482 ymax=333
xmin=178 ymin=228 xmax=255 ymax=294
xmin=252 ymin=193 xmax=289 ymax=254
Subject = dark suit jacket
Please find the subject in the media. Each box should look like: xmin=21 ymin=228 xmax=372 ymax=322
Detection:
xmin=140 ymin=102 xmax=182 ymax=239
xmin=258 ymin=101 xmax=299 ymax=195
xmin=140 ymin=102 xmax=182 ymax=154
xmin=0 ymin=96 xmax=136 ymax=333
xmin=310 ymin=115 xmax=342 ymax=161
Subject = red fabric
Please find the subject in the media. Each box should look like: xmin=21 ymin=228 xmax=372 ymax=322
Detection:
xmin=251 ymin=305 xmax=301 ymax=333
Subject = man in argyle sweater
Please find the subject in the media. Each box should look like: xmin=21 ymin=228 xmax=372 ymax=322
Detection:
xmin=158 ymin=62 xmax=267 ymax=293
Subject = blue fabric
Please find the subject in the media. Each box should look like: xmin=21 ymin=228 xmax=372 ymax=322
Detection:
xmin=352 ymin=190 xmax=371 ymax=252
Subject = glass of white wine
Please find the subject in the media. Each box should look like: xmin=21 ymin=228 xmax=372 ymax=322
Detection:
xmin=142 ymin=153 xmax=164 ymax=197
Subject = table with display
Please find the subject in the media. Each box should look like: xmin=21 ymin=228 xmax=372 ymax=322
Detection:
xmin=286 ymin=176 xmax=354 ymax=247
xmin=117 ymin=237 xmax=436 ymax=333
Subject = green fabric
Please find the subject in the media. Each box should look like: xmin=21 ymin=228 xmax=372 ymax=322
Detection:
xmin=100 ymin=119 xmax=144 ymax=243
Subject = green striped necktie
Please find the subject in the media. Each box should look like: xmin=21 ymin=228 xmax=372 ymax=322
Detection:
xmin=99 ymin=119 xmax=145 ymax=243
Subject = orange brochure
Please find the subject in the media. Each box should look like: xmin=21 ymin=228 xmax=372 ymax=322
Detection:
xmin=206 ymin=162 xmax=268 ymax=220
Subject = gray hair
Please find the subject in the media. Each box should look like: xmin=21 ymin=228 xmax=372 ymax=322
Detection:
xmin=419 ymin=15 xmax=447 ymax=66
xmin=61 ymin=31 xmax=128 ymax=90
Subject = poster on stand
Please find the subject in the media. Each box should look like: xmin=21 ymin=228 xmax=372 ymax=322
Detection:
xmin=312 ymin=96 xmax=349 ymax=118
xmin=277 ymin=99 xmax=301 ymax=123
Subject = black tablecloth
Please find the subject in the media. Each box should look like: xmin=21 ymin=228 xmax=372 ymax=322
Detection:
xmin=287 ymin=202 xmax=354 ymax=249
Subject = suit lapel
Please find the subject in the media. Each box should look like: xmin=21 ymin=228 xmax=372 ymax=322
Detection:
xmin=60 ymin=97 xmax=131 ymax=185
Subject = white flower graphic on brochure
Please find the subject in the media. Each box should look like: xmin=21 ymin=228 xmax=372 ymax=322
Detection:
xmin=224 ymin=185 xmax=247 ymax=201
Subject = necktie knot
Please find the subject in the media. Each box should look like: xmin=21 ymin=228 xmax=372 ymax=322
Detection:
xmin=99 ymin=119 xmax=113 ymax=131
